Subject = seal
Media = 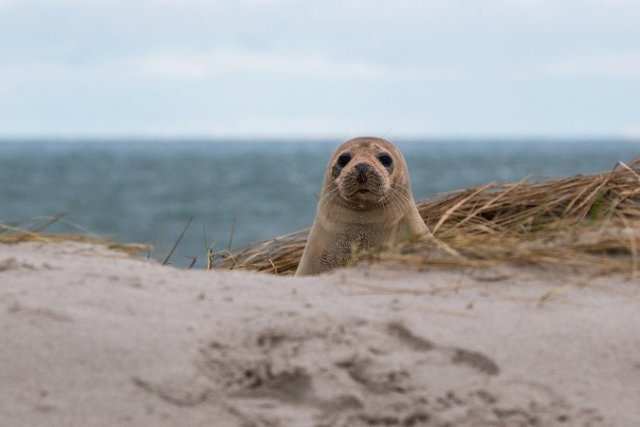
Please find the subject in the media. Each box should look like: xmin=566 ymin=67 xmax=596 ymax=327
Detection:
xmin=296 ymin=137 xmax=428 ymax=276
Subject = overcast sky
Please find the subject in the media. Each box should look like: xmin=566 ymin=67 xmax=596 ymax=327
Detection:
xmin=1 ymin=0 xmax=639 ymax=139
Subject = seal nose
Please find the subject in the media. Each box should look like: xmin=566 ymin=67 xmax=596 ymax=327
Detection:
xmin=355 ymin=162 xmax=370 ymax=183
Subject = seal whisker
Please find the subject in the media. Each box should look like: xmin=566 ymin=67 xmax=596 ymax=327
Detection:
xmin=317 ymin=186 xmax=342 ymax=222
xmin=391 ymin=188 xmax=413 ymax=216
xmin=388 ymin=191 xmax=409 ymax=218
xmin=319 ymin=187 xmax=340 ymax=209
xmin=319 ymin=186 xmax=339 ymax=204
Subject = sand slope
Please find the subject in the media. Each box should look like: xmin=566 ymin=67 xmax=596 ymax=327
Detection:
xmin=0 ymin=242 xmax=639 ymax=426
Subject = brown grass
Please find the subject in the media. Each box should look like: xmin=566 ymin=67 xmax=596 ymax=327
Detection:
xmin=211 ymin=157 xmax=640 ymax=277
xmin=0 ymin=222 xmax=151 ymax=257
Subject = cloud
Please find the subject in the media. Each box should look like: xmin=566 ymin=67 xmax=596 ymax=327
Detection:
xmin=0 ymin=47 xmax=464 ymax=84
xmin=133 ymin=55 xmax=208 ymax=79
xmin=518 ymin=53 xmax=640 ymax=78
xmin=160 ymin=115 xmax=358 ymax=138
xmin=131 ymin=48 xmax=464 ymax=81
xmin=623 ymin=125 xmax=640 ymax=139
xmin=104 ymin=113 xmax=434 ymax=139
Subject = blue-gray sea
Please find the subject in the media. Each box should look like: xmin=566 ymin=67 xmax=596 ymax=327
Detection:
xmin=1 ymin=139 xmax=638 ymax=267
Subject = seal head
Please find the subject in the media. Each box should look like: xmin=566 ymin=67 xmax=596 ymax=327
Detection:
xmin=296 ymin=137 xmax=428 ymax=275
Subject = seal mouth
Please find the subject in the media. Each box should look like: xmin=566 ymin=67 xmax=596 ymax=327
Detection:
xmin=343 ymin=186 xmax=384 ymax=205
xmin=348 ymin=187 xmax=377 ymax=198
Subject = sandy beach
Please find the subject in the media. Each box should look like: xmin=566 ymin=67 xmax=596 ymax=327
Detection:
xmin=0 ymin=240 xmax=638 ymax=426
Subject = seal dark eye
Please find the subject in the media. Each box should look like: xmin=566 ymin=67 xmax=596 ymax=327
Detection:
xmin=336 ymin=153 xmax=352 ymax=168
xmin=378 ymin=153 xmax=393 ymax=168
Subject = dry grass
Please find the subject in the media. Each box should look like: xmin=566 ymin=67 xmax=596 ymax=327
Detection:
xmin=211 ymin=157 xmax=640 ymax=277
xmin=0 ymin=220 xmax=151 ymax=257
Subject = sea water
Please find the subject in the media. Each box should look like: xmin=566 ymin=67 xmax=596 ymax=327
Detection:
xmin=1 ymin=139 xmax=638 ymax=267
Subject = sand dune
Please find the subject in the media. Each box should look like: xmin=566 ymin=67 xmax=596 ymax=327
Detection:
xmin=0 ymin=241 xmax=638 ymax=426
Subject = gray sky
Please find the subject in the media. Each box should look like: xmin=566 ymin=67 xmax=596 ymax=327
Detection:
xmin=1 ymin=0 xmax=639 ymax=139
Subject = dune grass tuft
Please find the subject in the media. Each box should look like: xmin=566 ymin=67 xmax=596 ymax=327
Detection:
xmin=0 ymin=217 xmax=151 ymax=257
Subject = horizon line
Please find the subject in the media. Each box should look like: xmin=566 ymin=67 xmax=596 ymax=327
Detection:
xmin=1 ymin=134 xmax=639 ymax=143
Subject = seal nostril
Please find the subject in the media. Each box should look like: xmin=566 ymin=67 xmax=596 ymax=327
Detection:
xmin=355 ymin=163 xmax=370 ymax=174
xmin=355 ymin=163 xmax=370 ymax=183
